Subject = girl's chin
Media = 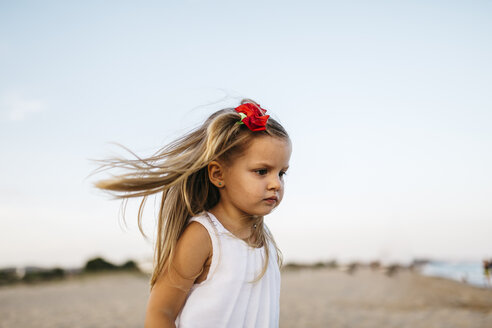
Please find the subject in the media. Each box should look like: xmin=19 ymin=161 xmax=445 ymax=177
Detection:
xmin=251 ymin=206 xmax=277 ymax=217
xmin=235 ymin=203 xmax=278 ymax=217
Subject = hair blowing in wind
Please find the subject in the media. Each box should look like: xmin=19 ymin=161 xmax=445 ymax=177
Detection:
xmin=94 ymin=99 xmax=289 ymax=289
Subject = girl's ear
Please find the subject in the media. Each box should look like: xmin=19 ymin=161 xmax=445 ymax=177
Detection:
xmin=208 ymin=161 xmax=225 ymax=188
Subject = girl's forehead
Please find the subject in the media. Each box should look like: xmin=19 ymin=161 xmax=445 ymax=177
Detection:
xmin=240 ymin=136 xmax=291 ymax=163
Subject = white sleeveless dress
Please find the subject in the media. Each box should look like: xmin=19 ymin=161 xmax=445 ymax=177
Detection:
xmin=175 ymin=211 xmax=281 ymax=328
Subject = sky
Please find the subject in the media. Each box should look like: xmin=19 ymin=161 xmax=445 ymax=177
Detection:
xmin=0 ymin=0 xmax=491 ymax=268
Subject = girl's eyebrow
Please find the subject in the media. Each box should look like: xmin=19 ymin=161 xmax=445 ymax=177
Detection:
xmin=253 ymin=162 xmax=290 ymax=170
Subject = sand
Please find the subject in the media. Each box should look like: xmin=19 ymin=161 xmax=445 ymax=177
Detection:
xmin=279 ymin=268 xmax=492 ymax=328
xmin=1 ymin=268 xmax=491 ymax=327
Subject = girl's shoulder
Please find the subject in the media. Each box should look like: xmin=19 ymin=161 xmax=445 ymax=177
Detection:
xmin=168 ymin=219 xmax=212 ymax=281
xmin=180 ymin=218 xmax=212 ymax=254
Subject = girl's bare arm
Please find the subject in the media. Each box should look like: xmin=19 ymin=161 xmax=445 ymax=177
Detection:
xmin=144 ymin=222 xmax=212 ymax=327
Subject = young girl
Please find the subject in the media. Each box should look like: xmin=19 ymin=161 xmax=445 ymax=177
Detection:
xmin=95 ymin=99 xmax=292 ymax=327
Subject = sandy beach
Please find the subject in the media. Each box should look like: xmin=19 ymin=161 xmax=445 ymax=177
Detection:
xmin=1 ymin=267 xmax=491 ymax=328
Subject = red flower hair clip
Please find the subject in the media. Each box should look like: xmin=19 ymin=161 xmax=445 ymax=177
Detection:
xmin=234 ymin=103 xmax=270 ymax=131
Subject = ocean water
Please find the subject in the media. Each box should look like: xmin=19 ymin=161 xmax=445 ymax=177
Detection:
xmin=419 ymin=261 xmax=491 ymax=289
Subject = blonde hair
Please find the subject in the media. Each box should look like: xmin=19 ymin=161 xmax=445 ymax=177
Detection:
xmin=94 ymin=99 xmax=289 ymax=289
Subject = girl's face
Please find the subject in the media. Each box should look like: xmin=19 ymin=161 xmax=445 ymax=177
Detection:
xmin=219 ymin=135 xmax=292 ymax=218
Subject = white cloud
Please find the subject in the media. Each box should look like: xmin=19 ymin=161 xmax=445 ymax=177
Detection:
xmin=1 ymin=92 xmax=45 ymax=121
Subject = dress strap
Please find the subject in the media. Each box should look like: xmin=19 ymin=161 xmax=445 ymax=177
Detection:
xmin=202 ymin=211 xmax=228 ymax=234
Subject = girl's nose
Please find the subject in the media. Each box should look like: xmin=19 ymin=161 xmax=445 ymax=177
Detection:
xmin=268 ymin=174 xmax=281 ymax=190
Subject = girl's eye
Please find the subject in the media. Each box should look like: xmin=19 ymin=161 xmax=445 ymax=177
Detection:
xmin=255 ymin=169 xmax=268 ymax=175
xmin=279 ymin=171 xmax=287 ymax=178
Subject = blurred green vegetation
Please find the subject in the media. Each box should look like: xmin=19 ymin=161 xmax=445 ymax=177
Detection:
xmin=83 ymin=257 xmax=139 ymax=272
xmin=0 ymin=257 xmax=142 ymax=286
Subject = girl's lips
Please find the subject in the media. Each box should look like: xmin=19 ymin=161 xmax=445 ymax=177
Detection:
xmin=264 ymin=197 xmax=278 ymax=203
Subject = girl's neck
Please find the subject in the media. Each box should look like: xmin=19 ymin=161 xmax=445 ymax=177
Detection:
xmin=208 ymin=204 xmax=256 ymax=240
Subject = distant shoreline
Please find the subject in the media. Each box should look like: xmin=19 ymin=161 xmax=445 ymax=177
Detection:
xmin=2 ymin=257 xmax=490 ymax=291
